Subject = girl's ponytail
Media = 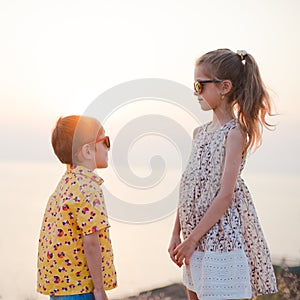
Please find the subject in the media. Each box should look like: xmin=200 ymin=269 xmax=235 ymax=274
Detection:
xmin=235 ymin=52 xmax=273 ymax=151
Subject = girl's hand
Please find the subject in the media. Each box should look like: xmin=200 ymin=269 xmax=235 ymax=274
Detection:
xmin=168 ymin=234 xmax=182 ymax=267
xmin=93 ymin=288 xmax=108 ymax=300
xmin=174 ymin=237 xmax=197 ymax=266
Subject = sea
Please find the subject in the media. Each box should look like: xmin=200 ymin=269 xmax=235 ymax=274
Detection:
xmin=0 ymin=161 xmax=299 ymax=300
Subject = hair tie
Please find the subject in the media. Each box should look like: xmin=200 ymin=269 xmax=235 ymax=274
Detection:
xmin=237 ymin=50 xmax=247 ymax=61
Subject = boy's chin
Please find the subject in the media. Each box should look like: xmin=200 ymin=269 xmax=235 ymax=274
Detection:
xmin=97 ymin=162 xmax=108 ymax=169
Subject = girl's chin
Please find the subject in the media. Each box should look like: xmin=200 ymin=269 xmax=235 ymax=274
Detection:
xmin=199 ymin=103 xmax=211 ymax=111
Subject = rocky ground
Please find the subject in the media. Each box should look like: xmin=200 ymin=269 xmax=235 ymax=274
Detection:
xmin=113 ymin=283 xmax=187 ymax=300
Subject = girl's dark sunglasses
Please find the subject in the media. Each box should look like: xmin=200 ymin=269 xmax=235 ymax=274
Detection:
xmin=194 ymin=80 xmax=222 ymax=94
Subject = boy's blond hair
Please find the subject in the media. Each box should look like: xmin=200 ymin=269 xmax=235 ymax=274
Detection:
xmin=51 ymin=115 xmax=103 ymax=164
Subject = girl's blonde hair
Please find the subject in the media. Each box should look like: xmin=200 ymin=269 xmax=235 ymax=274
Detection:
xmin=196 ymin=48 xmax=274 ymax=152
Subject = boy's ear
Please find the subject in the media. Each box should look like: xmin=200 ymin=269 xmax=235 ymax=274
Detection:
xmin=81 ymin=144 xmax=93 ymax=160
xmin=221 ymin=80 xmax=232 ymax=95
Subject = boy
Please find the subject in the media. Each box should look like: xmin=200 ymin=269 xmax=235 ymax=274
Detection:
xmin=37 ymin=115 xmax=117 ymax=300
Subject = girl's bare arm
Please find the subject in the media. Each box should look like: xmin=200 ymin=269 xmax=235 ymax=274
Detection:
xmin=168 ymin=209 xmax=182 ymax=267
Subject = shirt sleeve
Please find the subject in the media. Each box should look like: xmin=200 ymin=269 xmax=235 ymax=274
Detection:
xmin=76 ymin=187 xmax=110 ymax=236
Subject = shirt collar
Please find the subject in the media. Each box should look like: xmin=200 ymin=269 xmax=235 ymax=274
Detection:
xmin=67 ymin=164 xmax=104 ymax=185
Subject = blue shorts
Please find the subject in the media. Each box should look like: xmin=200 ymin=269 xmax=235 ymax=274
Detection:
xmin=50 ymin=293 xmax=94 ymax=300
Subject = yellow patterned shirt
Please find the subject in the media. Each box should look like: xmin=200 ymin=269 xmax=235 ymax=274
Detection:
xmin=37 ymin=164 xmax=117 ymax=296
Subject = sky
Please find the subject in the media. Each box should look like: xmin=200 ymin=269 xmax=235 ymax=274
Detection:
xmin=0 ymin=0 xmax=299 ymax=175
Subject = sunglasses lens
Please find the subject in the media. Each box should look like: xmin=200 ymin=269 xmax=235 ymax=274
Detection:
xmin=194 ymin=81 xmax=202 ymax=94
xmin=105 ymin=136 xmax=110 ymax=149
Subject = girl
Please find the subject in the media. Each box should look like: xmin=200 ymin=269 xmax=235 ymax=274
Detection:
xmin=168 ymin=49 xmax=277 ymax=300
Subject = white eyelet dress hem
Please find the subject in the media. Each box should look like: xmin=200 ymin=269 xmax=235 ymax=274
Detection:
xmin=183 ymin=250 xmax=252 ymax=300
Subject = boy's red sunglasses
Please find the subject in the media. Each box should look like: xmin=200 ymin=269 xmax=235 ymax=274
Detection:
xmin=194 ymin=79 xmax=222 ymax=94
xmin=87 ymin=136 xmax=110 ymax=149
xmin=75 ymin=136 xmax=110 ymax=156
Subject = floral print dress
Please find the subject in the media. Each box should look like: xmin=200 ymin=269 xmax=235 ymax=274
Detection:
xmin=179 ymin=119 xmax=277 ymax=300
